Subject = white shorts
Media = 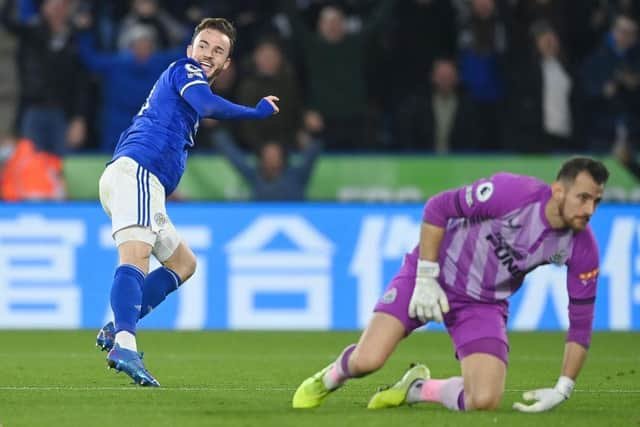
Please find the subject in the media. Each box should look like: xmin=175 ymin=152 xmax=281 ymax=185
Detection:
xmin=99 ymin=156 xmax=181 ymax=262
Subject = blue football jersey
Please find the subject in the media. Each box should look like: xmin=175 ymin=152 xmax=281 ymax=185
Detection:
xmin=112 ymin=57 xmax=209 ymax=195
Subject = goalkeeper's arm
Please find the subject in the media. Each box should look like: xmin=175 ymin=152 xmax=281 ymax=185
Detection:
xmin=408 ymin=222 xmax=449 ymax=323
xmin=513 ymin=259 xmax=595 ymax=413
xmin=512 ymin=342 xmax=587 ymax=413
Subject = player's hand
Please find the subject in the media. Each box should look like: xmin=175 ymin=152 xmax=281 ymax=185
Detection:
xmin=512 ymin=376 xmax=574 ymax=413
xmin=263 ymin=96 xmax=280 ymax=115
xmin=408 ymin=260 xmax=449 ymax=323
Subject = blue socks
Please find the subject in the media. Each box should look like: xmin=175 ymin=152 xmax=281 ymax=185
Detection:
xmin=111 ymin=264 xmax=145 ymax=334
xmin=111 ymin=264 xmax=182 ymax=334
xmin=139 ymin=267 xmax=182 ymax=319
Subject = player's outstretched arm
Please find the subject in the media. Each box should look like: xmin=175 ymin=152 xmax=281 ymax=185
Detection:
xmin=408 ymin=222 xmax=450 ymax=323
xmin=183 ymin=83 xmax=279 ymax=120
xmin=513 ymin=342 xmax=587 ymax=413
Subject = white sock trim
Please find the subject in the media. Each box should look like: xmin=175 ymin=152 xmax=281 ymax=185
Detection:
xmin=114 ymin=331 xmax=137 ymax=352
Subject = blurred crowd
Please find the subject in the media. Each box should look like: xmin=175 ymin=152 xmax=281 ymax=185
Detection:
xmin=1 ymin=0 xmax=640 ymax=201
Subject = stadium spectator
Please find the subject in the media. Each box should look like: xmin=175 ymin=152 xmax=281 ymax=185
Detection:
xmin=282 ymin=0 xmax=395 ymax=150
xmin=75 ymin=13 xmax=183 ymax=152
xmin=508 ymin=0 xmax=588 ymax=66
xmin=504 ymin=21 xmax=582 ymax=153
xmin=561 ymin=1 xmax=611 ymax=67
xmin=214 ymin=128 xmax=321 ymax=201
xmin=118 ymin=0 xmax=186 ymax=50
xmin=385 ymin=0 xmax=458 ymax=101
xmin=0 ymin=134 xmax=66 ymax=201
xmin=581 ymin=15 xmax=640 ymax=152
xmin=236 ymin=37 xmax=303 ymax=151
xmin=457 ymin=0 xmax=509 ymax=151
xmin=0 ymin=0 xmax=90 ymax=155
xmin=607 ymin=0 xmax=640 ymax=22
xmin=393 ymin=58 xmax=478 ymax=153
xmin=175 ymin=0 xmax=278 ymax=60
xmin=612 ymin=118 xmax=640 ymax=181
xmin=293 ymin=157 xmax=609 ymax=413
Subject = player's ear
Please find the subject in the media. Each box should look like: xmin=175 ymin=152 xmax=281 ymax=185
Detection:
xmin=551 ymin=181 xmax=565 ymax=200
xmin=222 ymin=57 xmax=231 ymax=71
xmin=186 ymin=44 xmax=193 ymax=57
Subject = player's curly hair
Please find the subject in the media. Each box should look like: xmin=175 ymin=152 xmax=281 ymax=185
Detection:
xmin=192 ymin=18 xmax=237 ymax=55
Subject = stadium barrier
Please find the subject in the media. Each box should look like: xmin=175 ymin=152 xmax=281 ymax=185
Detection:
xmin=64 ymin=154 xmax=640 ymax=201
xmin=0 ymin=202 xmax=637 ymax=331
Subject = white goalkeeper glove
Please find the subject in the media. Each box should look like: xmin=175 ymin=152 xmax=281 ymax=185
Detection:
xmin=512 ymin=376 xmax=575 ymax=413
xmin=408 ymin=260 xmax=450 ymax=323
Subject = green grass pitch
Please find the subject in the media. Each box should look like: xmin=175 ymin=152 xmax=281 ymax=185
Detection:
xmin=0 ymin=331 xmax=637 ymax=426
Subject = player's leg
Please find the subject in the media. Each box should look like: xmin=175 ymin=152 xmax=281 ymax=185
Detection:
xmin=112 ymin=234 xmax=153 ymax=350
xmin=292 ymin=312 xmax=406 ymax=409
xmin=96 ymin=238 xmax=153 ymax=351
xmin=105 ymin=227 xmax=160 ymax=386
xmin=139 ymin=218 xmax=197 ymax=319
xmin=97 ymin=232 xmax=195 ymax=349
xmin=98 ymin=157 xmax=160 ymax=386
xmin=100 ymin=157 xmax=160 ymax=352
xmin=397 ymin=342 xmax=506 ymax=411
xmin=382 ymin=301 xmax=508 ymax=411
xmin=293 ymin=273 xmax=423 ymax=408
xmin=460 ymin=351 xmax=506 ymax=410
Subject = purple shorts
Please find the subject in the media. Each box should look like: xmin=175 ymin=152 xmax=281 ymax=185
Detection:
xmin=374 ymin=273 xmax=510 ymax=365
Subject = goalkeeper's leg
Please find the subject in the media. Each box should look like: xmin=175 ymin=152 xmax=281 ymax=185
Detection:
xmin=292 ymin=312 xmax=405 ymax=408
xmin=368 ymin=348 xmax=505 ymax=411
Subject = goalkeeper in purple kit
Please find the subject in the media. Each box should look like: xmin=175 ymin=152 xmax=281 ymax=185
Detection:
xmin=96 ymin=17 xmax=279 ymax=386
xmin=293 ymin=157 xmax=609 ymax=412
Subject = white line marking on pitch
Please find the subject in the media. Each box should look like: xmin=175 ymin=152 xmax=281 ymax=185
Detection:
xmin=0 ymin=386 xmax=638 ymax=393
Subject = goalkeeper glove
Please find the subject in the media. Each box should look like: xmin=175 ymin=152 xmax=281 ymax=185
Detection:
xmin=512 ymin=376 xmax=575 ymax=413
xmin=408 ymin=260 xmax=450 ymax=323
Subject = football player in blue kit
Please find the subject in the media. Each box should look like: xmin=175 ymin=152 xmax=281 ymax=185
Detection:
xmin=96 ymin=17 xmax=279 ymax=386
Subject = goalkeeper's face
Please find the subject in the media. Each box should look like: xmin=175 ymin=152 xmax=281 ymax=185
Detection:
xmin=557 ymin=171 xmax=604 ymax=231
xmin=188 ymin=29 xmax=231 ymax=83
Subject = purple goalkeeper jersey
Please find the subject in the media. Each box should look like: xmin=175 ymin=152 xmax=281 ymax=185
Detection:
xmin=407 ymin=173 xmax=599 ymax=347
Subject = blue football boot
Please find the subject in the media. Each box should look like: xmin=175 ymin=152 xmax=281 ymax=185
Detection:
xmin=96 ymin=321 xmax=115 ymax=352
xmin=106 ymin=344 xmax=160 ymax=387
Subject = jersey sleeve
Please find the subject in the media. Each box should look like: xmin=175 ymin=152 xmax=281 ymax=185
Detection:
xmin=422 ymin=173 xmax=543 ymax=227
xmin=170 ymin=58 xmax=209 ymax=97
xmin=170 ymin=58 xmax=272 ymax=120
xmin=564 ymin=228 xmax=599 ymax=348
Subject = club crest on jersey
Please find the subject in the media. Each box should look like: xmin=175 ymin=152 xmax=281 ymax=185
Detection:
xmin=579 ymin=268 xmax=599 ymax=284
xmin=154 ymin=212 xmax=168 ymax=227
xmin=380 ymin=288 xmax=397 ymax=304
xmin=476 ymin=182 xmax=494 ymax=202
xmin=185 ymin=63 xmax=204 ymax=79
xmin=548 ymin=249 xmax=568 ymax=265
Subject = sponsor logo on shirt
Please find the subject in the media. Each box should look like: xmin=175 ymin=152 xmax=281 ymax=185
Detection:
xmin=578 ymin=268 xmax=599 ymax=285
xmin=486 ymin=231 xmax=524 ymax=277
xmin=476 ymin=182 xmax=494 ymax=202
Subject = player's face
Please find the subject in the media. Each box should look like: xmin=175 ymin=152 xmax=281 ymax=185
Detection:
xmin=187 ymin=29 xmax=231 ymax=82
xmin=557 ymin=171 xmax=604 ymax=231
